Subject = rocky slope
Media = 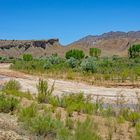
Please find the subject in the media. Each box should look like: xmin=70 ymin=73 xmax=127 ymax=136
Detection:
xmin=1 ymin=31 xmax=140 ymax=57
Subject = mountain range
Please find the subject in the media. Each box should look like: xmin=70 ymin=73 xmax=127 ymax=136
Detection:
xmin=1 ymin=31 xmax=140 ymax=57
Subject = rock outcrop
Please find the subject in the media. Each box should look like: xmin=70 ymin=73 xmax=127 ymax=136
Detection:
xmin=0 ymin=39 xmax=63 ymax=57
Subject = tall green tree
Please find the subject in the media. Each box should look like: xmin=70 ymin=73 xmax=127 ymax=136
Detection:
xmin=65 ymin=49 xmax=85 ymax=60
xmin=89 ymin=48 xmax=101 ymax=58
xmin=128 ymin=44 xmax=140 ymax=58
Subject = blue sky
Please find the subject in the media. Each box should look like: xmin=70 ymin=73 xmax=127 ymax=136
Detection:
xmin=0 ymin=0 xmax=140 ymax=44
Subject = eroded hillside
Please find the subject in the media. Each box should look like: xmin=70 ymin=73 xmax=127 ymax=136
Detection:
xmin=1 ymin=31 xmax=140 ymax=57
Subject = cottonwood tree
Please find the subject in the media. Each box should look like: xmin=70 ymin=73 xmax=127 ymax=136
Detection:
xmin=65 ymin=49 xmax=85 ymax=60
xmin=89 ymin=48 xmax=101 ymax=58
xmin=128 ymin=44 xmax=140 ymax=58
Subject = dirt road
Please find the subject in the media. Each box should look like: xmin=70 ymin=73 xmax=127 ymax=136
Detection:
xmin=0 ymin=63 xmax=140 ymax=103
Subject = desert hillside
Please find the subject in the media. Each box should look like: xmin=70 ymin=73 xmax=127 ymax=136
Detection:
xmin=67 ymin=31 xmax=140 ymax=57
xmin=1 ymin=31 xmax=140 ymax=57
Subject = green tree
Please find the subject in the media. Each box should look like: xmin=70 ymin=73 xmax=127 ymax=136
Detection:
xmin=89 ymin=48 xmax=101 ymax=58
xmin=65 ymin=49 xmax=85 ymax=60
xmin=128 ymin=44 xmax=140 ymax=58
xmin=23 ymin=54 xmax=33 ymax=61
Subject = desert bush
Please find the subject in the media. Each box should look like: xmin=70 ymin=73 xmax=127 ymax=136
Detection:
xmin=29 ymin=114 xmax=63 ymax=137
xmin=43 ymin=61 xmax=52 ymax=70
xmin=66 ymin=57 xmax=79 ymax=68
xmin=73 ymin=117 xmax=100 ymax=140
xmin=116 ymin=115 xmax=125 ymax=124
xmin=3 ymin=80 xmax=21 ymax=91
xmin=83 ymin=102 xmax=95 ymax=114
xmin=4 ymin=89 xmax=33 ymax=100
xmin=18 ymin=103 xmax=38 ymax=122
xmin=118 ymin=108 xmax=130 ymax=121
xmin=0 ymin=57 xmax=9 ymax=63
xmin=101 ymin=105 xmax=115 ymax=117
xmin=48 ymin=55 xmax=63 ymax=65
xmin=58 ymin=93 xmax=95 ymax=115
xmin=120 ymin=70 xmax=129 ymax=82
xmin=81 ymin=57 xmax=97 ymax=73
xmin=37 ymin=79 xmax=55 ymax=103
xmin=65 ymin=49 xmax=85 ymax=60
xmin=127 ymin=112 xmax=140 ymax=126
xmin=56 ymin=126 xmax=72 ymax=140
xmin=43 ymin=92 xmax=89 ymax=116
xmin=3 ymin=80 xmax=33 ymax=100
xmin=23 ymin=54 xmax=33 ymax=61
xmin=0 ymin=94 xmax=19 ymax=113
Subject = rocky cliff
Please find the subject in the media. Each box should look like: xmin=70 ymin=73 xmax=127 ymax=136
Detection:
xmin=0 ymin=39 xmax=64 ymax=57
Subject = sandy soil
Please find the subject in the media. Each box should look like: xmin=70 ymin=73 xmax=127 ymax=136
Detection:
xmin=0 ymin=63 xmax=140 ymax=104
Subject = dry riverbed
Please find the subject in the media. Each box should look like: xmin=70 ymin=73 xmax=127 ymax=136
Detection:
xmin=0 ymin=63 xmax=140 ymax=104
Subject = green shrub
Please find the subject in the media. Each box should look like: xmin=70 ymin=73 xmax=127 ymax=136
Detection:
xmin=3 ymin=80 xmax=21 ymax=91
xmin=48 ymin=55 xmax=63 ymax=65
xmin=43 ymin=61 xmax=52 ymax=70
xmin=59 ymin=93 xmax=95 ymax=115
xmin=18 ymin=103 xmax=37 ymax=122
xmin=66 ymin=57 xmax=79 ymax=68
xmin=101 ymin=105 xmax=115 ymax=117
xmin=65 ymin=49 xmax=85 ymax=60
xmin=3 ymin=80 xmax=33 ymax=100
xmin=4 ymin=89 xmax=33 ymax=100
xmin=116 ymin=115 xmax=125 ymax=124
xmin=73 ymin=117 xmax=100 ymax=140
xmin=0 ymin=94 xmax=19 ymax=113
xmin=56 ymin=126 xmax=71 ymax=140
xmin=37 ymin=79 xmax=55 ymax=103
xmin=81 ymin=57 xmax=97 ymax=73
xmin=0 ymin=57 xmax=8 ymax=62
xmin=49 ymin=96 xmax=60 ymax=109
xmin=82 ymin=102 xmax=94 ymax=114
xmin=118 ymin=108 xmax=130 ymax=120
xmin=65 ymin=116 xmax=74 ymax=129
xmin=23 ymin=54 xmax=33 ymax=61
xmin=127 ymin=112 xmax=140 ymax=126
xmin=66 ymin=105 xmax=75 ymax=117
xmin=29 ymin=114 xmax=63 ymax=136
